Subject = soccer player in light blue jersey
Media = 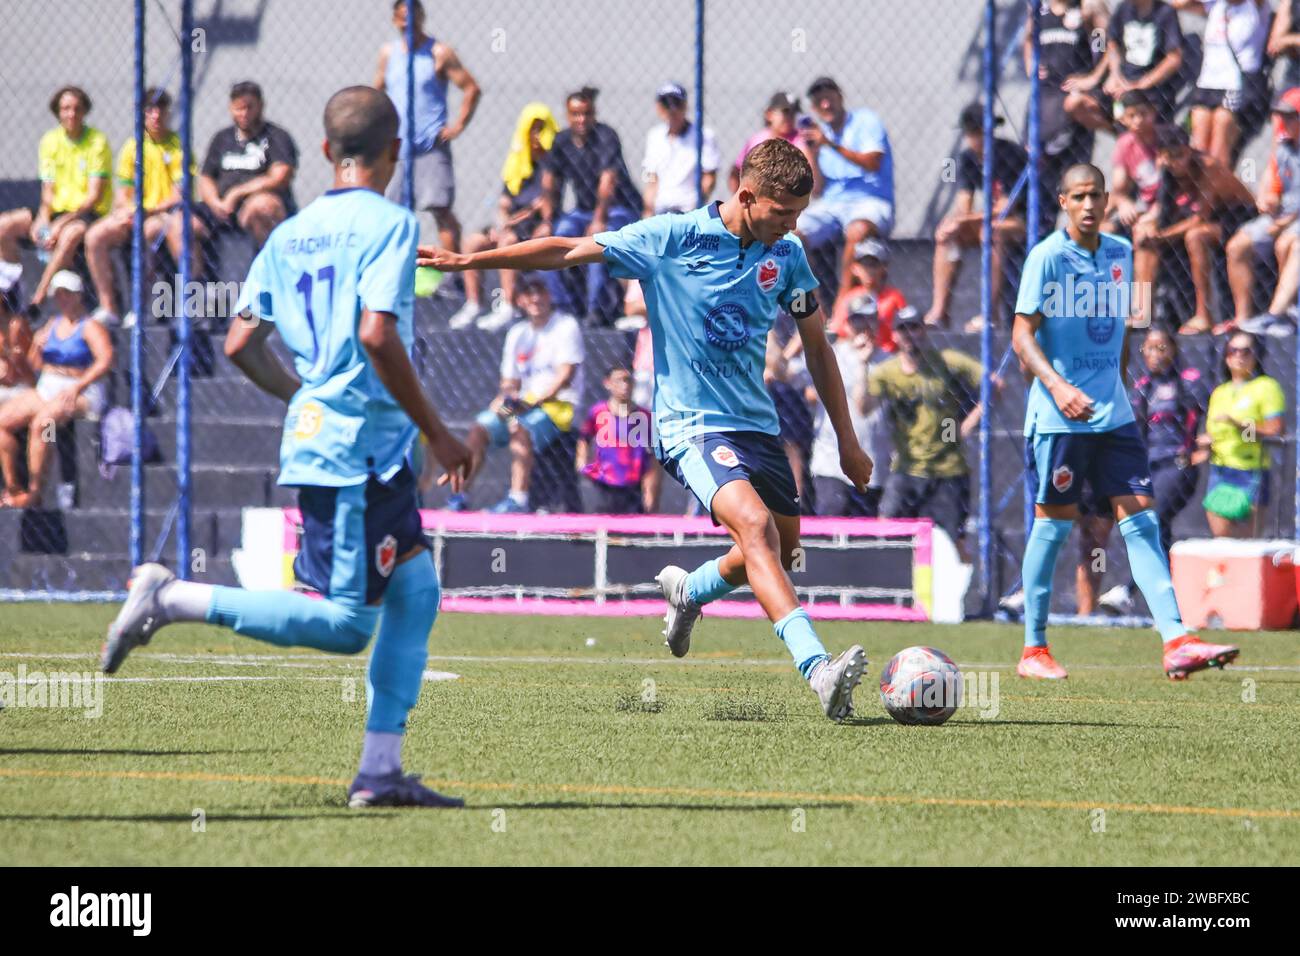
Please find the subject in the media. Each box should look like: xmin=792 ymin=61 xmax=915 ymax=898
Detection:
xmin=1013 ymin=163 xmax=1239 ymax=681
xmin=421 ymin=139 xmax=875 ymax=720
xmin=101 ymin=87 xmax=475 ymax=807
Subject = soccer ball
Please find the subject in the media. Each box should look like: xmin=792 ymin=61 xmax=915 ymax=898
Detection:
xmin=879 ymin=646 xmax=962 ymax=726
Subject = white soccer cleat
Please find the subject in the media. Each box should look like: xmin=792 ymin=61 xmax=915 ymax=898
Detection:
xmin=1097 ymin=584 xmax=1134 ymax=616
xmin=475 ymin=299 xmax=516 ymax=332
xmin=101 ymin=563 xmax=174 ymax=674
xmin=810 ymin=644 xmax=867 ymax=722
xmin=656 ymin=565 xmax=702 ymax=658
xmin=447 ymin=300 xmax=487 ymax=330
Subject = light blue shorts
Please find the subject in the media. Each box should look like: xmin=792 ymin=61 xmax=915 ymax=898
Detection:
xmin=475 ymin=406 xmax=561 ymax=450
xmin=798 ymin=195 xmax=894 ymax=245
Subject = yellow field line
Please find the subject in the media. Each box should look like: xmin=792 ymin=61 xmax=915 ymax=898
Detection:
xmin=1 ymin=766 xmax=1297 ymax=820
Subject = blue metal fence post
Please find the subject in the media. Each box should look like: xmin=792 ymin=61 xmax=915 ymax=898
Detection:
xmin=130 ymin=0 xmax=145 ymax=570
xmin=695 ymin=0 xmax=705 ymax=206
xmin=1025 ymin=0 xmax=1043 ymax=552
xmin=978 ymin=0 xmax=997 ymax=614
xmin=404 ymin=2 xmax=415 ymax=210
xmin=177 ymin=0 xmax=194 ymax=577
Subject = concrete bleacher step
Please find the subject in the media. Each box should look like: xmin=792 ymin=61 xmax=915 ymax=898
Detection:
xmin=0 ymin=554 xmax=237 ymax=592
xmin=0 ymin=506 xmax=248 ymax=561
xmin=76 ymin=463 xmax=281 ymax=510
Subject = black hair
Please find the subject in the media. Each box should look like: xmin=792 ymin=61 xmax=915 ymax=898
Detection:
xmin=229 ymin=81 xmax=263 ymax=102
xmin=1219 ymin=331 xmax=1265 ymax=383
xmin=144 ymin=86 xmax=171 ymax=110
xmin=566 ymin=86 xmax=599 ymax=107
xmin=48 ymin=85 xmax=91 ymax=117
xmin=323 ymin=85 xmax=399 ymax=164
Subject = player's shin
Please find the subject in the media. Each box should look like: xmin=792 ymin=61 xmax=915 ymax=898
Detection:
xmin=206 ymin=587 xmax=379 ymax=654
xmin=774 ymin=607 xmax=829 ymax=678
xmin=1118 ymin=509 xmax=1188 ymax=642
xmin=685 ymin=555 xmax=740 ymax=605
xmin=361 ymin=552 xmax=439 ymax=776
xmin=1023 ymin=518 xmax=1073 ymax=647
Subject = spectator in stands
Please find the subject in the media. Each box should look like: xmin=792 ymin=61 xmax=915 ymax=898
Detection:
xmin=197 ymin=81 xmax=297 ymax=254
xmin=375 ymin=0 xmax=480 ymax=282
xmin=1087 ymin=328 xmax=1208 ymax=614
xmin=539 ymin=87 xmax=642 ymax=326
xmin=1227 ymin=99 xmax=1300 ymax=334
xmin=728 ymin=91 xmax=801 ymax=193
xmin=867 ymin=310 xmax=986 ymax=557
xmin=0 ymin=270 xmax=111 ymax=508
xmin=0 ymin=263 xmax=35 ymax=406
xmin=1194 ymin=330 xmax=1284 ymax=536
xmin=922 ymin=102 xmax=1027 ymax=331
xmin=0 ymin=86 xmax=112 ymax=314
xmin=1103 ymin=0 xmax=1187 ymax=122
xmin=808 ymin=295 xmax=891 ymax=517
xmin=454 ymin=103 xmax=559 ymax=332
xmin=762 ymin=317 xmax=816 ymax=514
xmin=84 ymin=88 xmax=202 ymax=325
xmin=458 ymin=274 xmax=584 ymax=514
xmin=796 ymin=76 xmax=895 ymax=301
xmin=1029 ymin=0 xmax=1115 ymax=139
xmin=1105 ymin=90 xmax=1163 ymax=234
xmin=1176 ymin=0 xmax=1272 ymax=168
xmin=1269 ymin=0 xmax=1300 ymax=93
xmin=576 ymin=364 xmax=660 ymax=514
xmin=829 ymin=238 xmax=905 ymax=352
xmin=1134 ymin=124 xmax=1257 ymax=334
xmin=642 ymin=82 xmax=719 ymax=217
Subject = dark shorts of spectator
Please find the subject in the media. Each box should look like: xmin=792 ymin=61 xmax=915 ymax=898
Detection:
xmin=585 ymin=478 xmax=642 ymax=515
xmin=194 ymin=192 xmax=295 ymax=235
xmin=1207 ymin=463 xmax=1270 ymax=508
xmin=1190 ymin=75 xmax=1270 ymax=131
xmin=880 ymin=472 xmax=969 ymax=543
xmin=813 ymin=476 xmax=880 ymax=518
xmin=20 ymin=207 xmax=99 ymax=230
xmin=768 ymin=381 xmax=814 ymax=458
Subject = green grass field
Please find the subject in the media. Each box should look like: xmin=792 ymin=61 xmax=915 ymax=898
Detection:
xmin=2 ymin=604 xmax=1298 ymax=866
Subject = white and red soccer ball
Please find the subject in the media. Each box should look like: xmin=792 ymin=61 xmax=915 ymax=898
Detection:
xmin=879 ymin=645 xmax=962 ymax=726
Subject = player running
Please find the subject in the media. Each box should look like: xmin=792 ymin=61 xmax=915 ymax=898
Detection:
xmin=1013 ymin=163 xmax=1239 ymax=681
xmin=420 ymin=138 xmax=874 ymax=720
xmin=101 ymin=86 xmax=474 ymax=807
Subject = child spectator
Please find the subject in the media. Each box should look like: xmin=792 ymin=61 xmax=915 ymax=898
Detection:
xmin=829 ymin=239 xmax=905 ymax=352
xmin=1106 ymin=91 xmax=1162 ymax=233
xmin=1104 ymin=0 xmax=1187 ymax=122
xmin=576 ymin=364 xmax=659 ymax=514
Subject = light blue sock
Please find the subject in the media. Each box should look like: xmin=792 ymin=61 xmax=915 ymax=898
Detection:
xmin=1119 ymin=509 xmax=1189 ymax=643
xmin=366 ymin=551 xmax=440 ymax=735
xmin=685 ymin=557 xmax=738 ymax=606
xmin=774 ymin=607 xmax=829 ymax=678
xmin=1023 ymin=518 xmax=1073 ymax=648
xmin=206 ymin=587 xmax=379 ymax=654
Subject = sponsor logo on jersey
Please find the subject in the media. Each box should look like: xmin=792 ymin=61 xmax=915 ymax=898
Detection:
xmin=711 ymin=445 xmax=739 ymax=468
xmin=294 ymin=401 xmax=324 ymax=440
xmin=757 ymin=258 xmax=780 ymax=292
xmin=685 ymin=258 xmax=710 ymax=274
xmin=682 ymin=229 xmax=720 ymax=252
xmin=703 ymin=302 xmax=750 ymax=351
xmin=771 ymin=240 xmax=792 ymax=257
xmin=1052 ymin=465 xmax=1074 ymax=493
xmin=376 ymin=534 xmax=398 ymax=578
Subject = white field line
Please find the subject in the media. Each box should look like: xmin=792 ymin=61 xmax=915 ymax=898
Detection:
xmin=2 ymin=671 xmax=458 ymax=685
xmin=1 ymin=650 xmax=1298 ymax=673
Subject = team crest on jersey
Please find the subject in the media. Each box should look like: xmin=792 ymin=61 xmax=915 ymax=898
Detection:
xmin=703 ymin=302 xmax=750 ymax=351
xmin=711 ymin=446 xmax=740 ymax=468
xmin=294 ymin=401 xmax=324 ymax=440
xmin=1087 ymin=312 xmax=1116 ymax=345
xmin=375 ymin=534 xmax=398 ymax=578
xmin=1052 ymin=465 xmax=1074 ymax=493
xmin=757 ymin=258 xmax=780 ymax=292
xmin=1110 ymin=262 xmax=1123 ymax=283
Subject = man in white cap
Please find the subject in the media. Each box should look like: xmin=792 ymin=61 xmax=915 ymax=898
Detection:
xmin=642 ymin=82 xmax=719 ymax=217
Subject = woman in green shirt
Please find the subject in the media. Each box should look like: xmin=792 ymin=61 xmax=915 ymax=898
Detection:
xmin=1193 ymin=331 xmax=1286 ymax=537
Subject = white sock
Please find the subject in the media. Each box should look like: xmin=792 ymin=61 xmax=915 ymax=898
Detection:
xmin=508 ymin=490 xmax=528 ymax=506
xmin=359 ymin=731 xmax=403 ymax=777
xmin=160 ymin=580 xmax=215 ymax=622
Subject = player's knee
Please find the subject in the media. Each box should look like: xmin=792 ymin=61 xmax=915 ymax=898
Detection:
xmin=731 ymin=505 xmax=772 ymax=550
xmin=329 ymin=603 xmax=380 ymax=654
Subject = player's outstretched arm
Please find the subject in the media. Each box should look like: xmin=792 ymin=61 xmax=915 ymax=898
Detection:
xmin=417 ymin=235 xmax=607 ymax=273
xmin=225 ymin=315 xmax=301 ymax=403
xmin=358 ymin=308 xmax=474 ymax=492
xmin=1012 ymin=311 xmax=1095 ymax=421
xmin=797 ymin=308 xmax=873 ymax=491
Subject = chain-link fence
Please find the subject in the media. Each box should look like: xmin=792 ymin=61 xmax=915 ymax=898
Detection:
xmin=1 ymin=0 xmax=1298 ymax=616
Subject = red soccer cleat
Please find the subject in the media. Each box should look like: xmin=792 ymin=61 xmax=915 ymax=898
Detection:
xmin=1163 ymin=634 xmax=1240 ymax=681
xmin=1017 ymin=645 xmax=1068 ymax=680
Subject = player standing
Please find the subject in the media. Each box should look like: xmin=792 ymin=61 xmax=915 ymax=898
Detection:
xmin=101 ymin=87 xmax=474 ymax=806
xmin=1013 ymin=163 xmax=1239 ymax=680
xmin=420 ymin=139 xmax=874 ymax=720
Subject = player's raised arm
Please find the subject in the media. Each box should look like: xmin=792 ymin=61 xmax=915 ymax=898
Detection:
xmin=418 ymin=235 xmax=606 ymax=272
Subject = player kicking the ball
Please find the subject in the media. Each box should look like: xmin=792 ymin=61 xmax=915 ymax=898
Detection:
xmin=1012 ymin=163 xmax=1239 ymax=680
xmin=420 ymin=139 xmax=874 ymax=720
xmin=101 ymin=87 xmax=475 ymax=806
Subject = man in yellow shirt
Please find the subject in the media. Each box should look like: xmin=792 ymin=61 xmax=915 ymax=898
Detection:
xmin=0 ymin=86 xmax=112 ymax=312
xmin=84 ymin=88 xmax=204 ymax=324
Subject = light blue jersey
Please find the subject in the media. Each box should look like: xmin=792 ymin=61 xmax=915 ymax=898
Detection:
xmin=596 ymin=203 xmax=819 ymax=452
xmin=384 ymin=37 xmax=448 ymax=153
xmin=1015 ymin=228 xmax=1136 ymax=435
xmin=815 ymin=108 xmax=894 ymax=206
xmin=235 ymin=186 xmax=419 ymax=487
